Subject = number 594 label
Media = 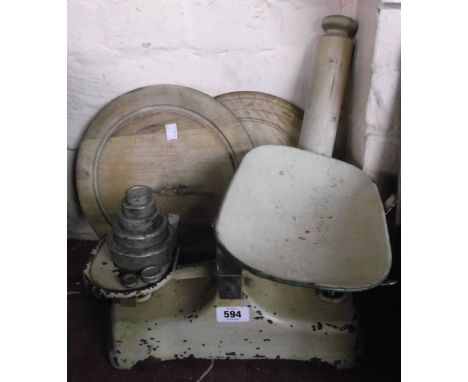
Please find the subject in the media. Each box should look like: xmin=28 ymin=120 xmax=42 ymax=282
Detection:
xmin=216 ymin=307 xmax=250 ymax=322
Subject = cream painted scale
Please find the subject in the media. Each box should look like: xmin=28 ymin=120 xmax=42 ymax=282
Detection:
xmin=81 ymin=16 xmax=391 ymax=369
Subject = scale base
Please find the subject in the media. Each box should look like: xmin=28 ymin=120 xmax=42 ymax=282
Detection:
xmin=109 ymin=269 xmax=361 ymax=369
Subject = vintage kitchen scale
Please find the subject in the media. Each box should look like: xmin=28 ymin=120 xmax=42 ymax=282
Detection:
xmin=77 ymin=16 xmax=392 ymax=370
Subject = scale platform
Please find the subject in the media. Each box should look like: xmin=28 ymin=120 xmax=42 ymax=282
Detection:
xmin=109 ymin=267 xmax=360 ymax=369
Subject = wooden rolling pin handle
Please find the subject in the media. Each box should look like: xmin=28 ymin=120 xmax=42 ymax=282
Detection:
xmin=321 ymin=15 xmax=358 ymax=38
xmin=298 ymin=15 xmax=358 ymax=157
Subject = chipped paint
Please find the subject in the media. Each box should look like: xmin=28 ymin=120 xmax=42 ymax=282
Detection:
xmin=83 ymin=238 xmax=213 ymax=299
xmin=109 ymin=269 xmax=361 ymax=370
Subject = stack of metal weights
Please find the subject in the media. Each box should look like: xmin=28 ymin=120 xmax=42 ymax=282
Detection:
xmin=107 ymin=185 xmax=177 ymax=288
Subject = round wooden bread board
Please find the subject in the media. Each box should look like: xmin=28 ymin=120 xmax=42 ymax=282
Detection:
xmin=76 ymin=86 xmax=304 ymax=242
xmin=76 ymin=85 xmax=254 ymax=237
xmin=215 ymin=91 xmax=303 ymax=147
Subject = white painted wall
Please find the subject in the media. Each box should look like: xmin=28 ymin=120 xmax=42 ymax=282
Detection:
xmin=345 ymin=0 xmax=401 ymax=200
xmin=67 ymin=0 xmax=400 ymax=238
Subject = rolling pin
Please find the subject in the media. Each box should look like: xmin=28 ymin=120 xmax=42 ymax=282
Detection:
xmin=298 ymin=15 xmax=358 ymax=157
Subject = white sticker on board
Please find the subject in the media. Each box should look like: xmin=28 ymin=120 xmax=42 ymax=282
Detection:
xmin=216 ymin=307 xmax=250 ymax=322
xmin=168 ymin=213 xmax=179 ymax=227
xmin=165 ymin=123 xmax=178 ymax=140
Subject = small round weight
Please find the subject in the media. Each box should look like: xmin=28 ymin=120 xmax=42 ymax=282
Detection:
xmin=140 ymin=265 xmax=162 ymax=284
xmin=120 ymin=272 xmax=139 ymax=288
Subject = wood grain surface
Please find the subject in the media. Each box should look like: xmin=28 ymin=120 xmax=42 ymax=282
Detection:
xmin=76 ymin=87 xmax=303 ymax=242
xmin=76 ymin=85 xmax=253 ymax=237
xmin=216 ymin=91 xmax=303 ymax=147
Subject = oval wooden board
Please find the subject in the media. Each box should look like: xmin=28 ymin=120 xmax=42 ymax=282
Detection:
xmin=215 ymin=91 xmax=303 ymax=147
xmin=76 ymin=85 xmax=254 ymax=238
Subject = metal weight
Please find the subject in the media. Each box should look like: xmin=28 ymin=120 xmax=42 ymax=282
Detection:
xmin=107 ymin=185 xmax=177 ymax=282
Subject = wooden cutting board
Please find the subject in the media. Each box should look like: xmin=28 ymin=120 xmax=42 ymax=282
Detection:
xmin=215 ymin=91 xmax=303 ymax=147
xmin=76 ymin=87 xmax=304 ymax=241
xmin=76 ymin=85 xmax=254 ymax=237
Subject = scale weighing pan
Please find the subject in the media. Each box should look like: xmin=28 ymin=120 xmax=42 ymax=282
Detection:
xmin=215 ymin=145 xmax=391 ymax=291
